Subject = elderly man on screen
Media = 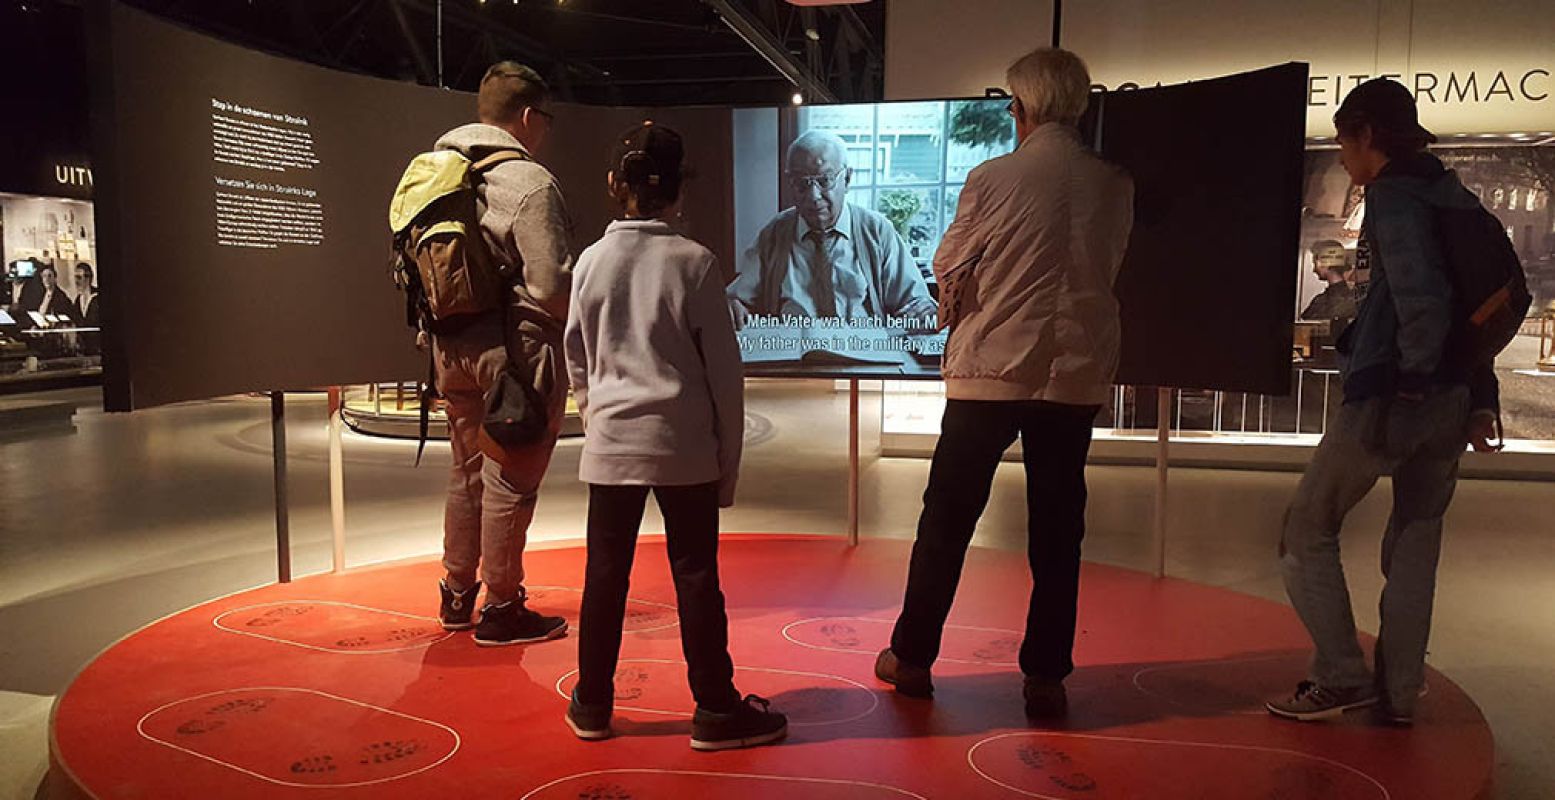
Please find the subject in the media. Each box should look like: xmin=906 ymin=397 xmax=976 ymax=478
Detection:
xmin=727 ymin=131 xmax=936 ymax=327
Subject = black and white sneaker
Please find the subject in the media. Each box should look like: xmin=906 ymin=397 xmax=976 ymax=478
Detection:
xmin=438 ymin=580 xmax=482 ymax=631
xmin=690 ymin=694 xmax=788 ymax=751
xmin=1266 ymin=681 xmax=1378 ymax=722
xmin=565 ymin=691 xmax=612 ymax=741
xmin=473 ymin=595 xmax=567 ymax=647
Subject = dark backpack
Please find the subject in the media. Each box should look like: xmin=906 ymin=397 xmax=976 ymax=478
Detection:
xmin=1436 ymin=202 xmax=1532 ymax=372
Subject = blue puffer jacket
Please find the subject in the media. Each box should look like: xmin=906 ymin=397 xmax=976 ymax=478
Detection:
xmin=1340 ymin=152 xmax=1498 ymax=411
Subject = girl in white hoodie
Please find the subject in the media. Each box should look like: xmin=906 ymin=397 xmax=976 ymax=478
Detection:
xmin=561 ymin=122 xmax=786 ymax=751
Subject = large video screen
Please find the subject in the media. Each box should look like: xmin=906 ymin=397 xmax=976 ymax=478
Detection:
xmin=728 ymin=100 xmax=1014 ymax=377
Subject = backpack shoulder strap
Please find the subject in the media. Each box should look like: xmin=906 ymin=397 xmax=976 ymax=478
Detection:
xmin=470 ymin=149 xmax=530 ymax=175
xmin=467 ymin=148 xmax=532 ymax=287
xmin=415 ymin=348 xmax=437 ymax=467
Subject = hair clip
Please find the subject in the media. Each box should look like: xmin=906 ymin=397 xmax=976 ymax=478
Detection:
xmin=619 ymin=150 xmax=664 ymax=186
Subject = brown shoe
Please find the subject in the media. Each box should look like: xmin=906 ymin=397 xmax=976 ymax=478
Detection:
xmin=875 ymin=648 xmax=933 ymax=698
xmin=1024 ymin=677 xmax=1068 ymax=720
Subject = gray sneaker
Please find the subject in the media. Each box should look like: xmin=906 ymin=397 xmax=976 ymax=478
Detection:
xmin=1266 ymin=681 xmax=1378 ymax=722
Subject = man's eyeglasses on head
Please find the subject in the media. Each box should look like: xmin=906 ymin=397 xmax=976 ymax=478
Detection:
xmin=787 ymin=167 xmax=847 ymax=193
xmin=529 ymin=106 xmax=555 ymax=123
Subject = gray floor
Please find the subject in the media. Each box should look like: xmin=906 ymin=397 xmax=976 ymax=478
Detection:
xmin=1 ymin=381 xmax=1551 ymax=798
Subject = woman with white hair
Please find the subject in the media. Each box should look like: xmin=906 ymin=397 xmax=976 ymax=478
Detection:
xmin=874 ymin=47 xmax=1135 ymax=720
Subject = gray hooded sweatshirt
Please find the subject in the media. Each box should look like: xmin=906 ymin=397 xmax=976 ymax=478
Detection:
xmin=434 ymin=123 xmax=575 ymax=327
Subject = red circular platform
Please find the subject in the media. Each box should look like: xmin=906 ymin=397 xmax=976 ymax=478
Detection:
xmin=51 ymin=535 xmax=1493 ymax=799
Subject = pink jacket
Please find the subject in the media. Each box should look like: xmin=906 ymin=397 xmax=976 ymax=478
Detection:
xmin=936 ymin=123 xmax=1134 ymax=406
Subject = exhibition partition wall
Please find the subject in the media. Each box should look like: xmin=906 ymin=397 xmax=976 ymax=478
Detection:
xmin=89 ymin=2 xmax=744 ymax=411
xmin=92 ymin=0 xmax=1309 ymax=411
xmin=89 ymin=1 xmax=460 ymax=409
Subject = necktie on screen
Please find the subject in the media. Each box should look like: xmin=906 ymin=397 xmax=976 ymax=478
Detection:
xmin=807 ymin=229 xmax=838 ymax=318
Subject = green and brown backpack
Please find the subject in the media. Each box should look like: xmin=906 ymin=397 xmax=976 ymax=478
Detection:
xmin=388 ymin=148 xmax=528 ymax=335
xmin=388 ymin=147 xmax=530 ymax=463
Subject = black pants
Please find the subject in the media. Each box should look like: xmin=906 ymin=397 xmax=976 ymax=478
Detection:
xmin=891 ymin=399 xmax=1098 ymax=681
xmin=575 ymin=482 xmax=742 ymax=712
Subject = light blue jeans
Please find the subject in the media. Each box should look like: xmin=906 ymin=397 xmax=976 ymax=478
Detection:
xmin=1280 ymin=386 xmax=1470 ymax=713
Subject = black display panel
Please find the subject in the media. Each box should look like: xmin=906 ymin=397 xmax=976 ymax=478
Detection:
xmin=1103 ymin=63 xmax=1309 ymax=395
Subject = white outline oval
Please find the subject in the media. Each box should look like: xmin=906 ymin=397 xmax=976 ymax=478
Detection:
xmin=526 ymin=585 xmax=681 ymax=634
xmin=966 ymin=731 xmax=1392 ymax=800
xmin=781 ymin=616 xmax=1022 ymax=666
xmin=519 ymin=768 xmax=928 ymax=799
xmin=136 ymin=686 xmax=461 ymax=789
xmin=1130 ymin=653 xmax=1302 ymax=716
xmin=212 ymin=600 xmax=456 ymax=654
xmin=1130 ymin=654 xmax=1433 ymax=716
xmin=552 ymin=658 xmax=880 ymax=727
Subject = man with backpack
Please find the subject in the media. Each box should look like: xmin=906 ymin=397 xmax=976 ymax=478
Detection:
xmin=393 ymin=62 xmax=573 ymax=646
xmin=1268 ymin=78 xmax=1526 ymax=726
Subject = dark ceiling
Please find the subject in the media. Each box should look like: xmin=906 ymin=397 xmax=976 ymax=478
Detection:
xmin=61 ymin=0 xmax=887 ymax=106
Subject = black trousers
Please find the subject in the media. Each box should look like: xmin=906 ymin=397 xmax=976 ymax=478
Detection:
xmin=575 ymin=482 xmax=742 ymax=712
xmin=891 ymin=399 xmax=1098 ymax=681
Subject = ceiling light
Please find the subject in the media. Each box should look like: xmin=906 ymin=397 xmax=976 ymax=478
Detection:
xmin=792 ymin=92 xmax=805 ymax=106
